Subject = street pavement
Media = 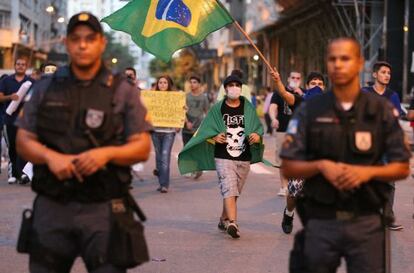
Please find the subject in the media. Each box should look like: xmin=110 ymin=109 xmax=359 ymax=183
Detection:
xmin=0 ymin=134 xmax=413 ymax=273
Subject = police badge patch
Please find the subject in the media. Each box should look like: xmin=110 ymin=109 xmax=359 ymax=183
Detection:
xmin=85 ymin=108 xmax=105 ymax=129
xmin=286 ymin=119 xmax=298 ymax=135
xmin=355 ymin=131 xmax=372 ymax=151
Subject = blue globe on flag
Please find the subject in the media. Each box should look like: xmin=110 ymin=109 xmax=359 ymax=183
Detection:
xmin=156 ymin=0 xmax=192 ymax=27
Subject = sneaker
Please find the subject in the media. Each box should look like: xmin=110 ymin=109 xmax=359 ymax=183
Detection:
xmin=7 ymin=177 xmax=17 ymax=184
xmin=277 ymin=187 xmax=287 ymax=196
xmin=227 ymin=222 xmax=240 ymax=239
xmin=19 ymin=174 xmax=31 ymax=185
xmin=281 ymin=208 xmax=294 ymax=234
xmin=388 ymin=223 xmax=403 ymax=231
xmin=160 ymin=187 xmax=168 ymax=193
xmin=193 ymin=171 xmax=203 ymax=180
xmin=156 ymin=186 xmax=162 ymax=192
xmin=218 ymin=218 xmax=229 ymax=231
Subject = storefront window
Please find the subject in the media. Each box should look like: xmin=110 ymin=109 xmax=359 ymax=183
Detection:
xmin=0 ymin=11 xmax=11 ymax=28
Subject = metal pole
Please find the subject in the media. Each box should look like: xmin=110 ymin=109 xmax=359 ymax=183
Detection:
xmin=361 ymin=0 xmax=366 ymax=84
xmin=215 ymin=0 xmax=277 ymax=74
xmin=232 ymin=21 xmax=276 ymax=74
xmin=382 ymin=0 xmax=388 ymax=55
xmin=402 ymin=0 xmax=410 ymax=100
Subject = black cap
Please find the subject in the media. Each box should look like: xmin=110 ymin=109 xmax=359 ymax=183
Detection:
xmin=223 ymin=75 xmax=243 ymax=87
xmin=67 ymin=12 xmax=103 ymax=35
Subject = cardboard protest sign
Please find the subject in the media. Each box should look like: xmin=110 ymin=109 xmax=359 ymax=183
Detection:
xmin=141 ymin=90 xmax=186 ymax=128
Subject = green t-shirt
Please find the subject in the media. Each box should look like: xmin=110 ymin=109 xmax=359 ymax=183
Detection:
xmin=184 ymin=92 xmax=209 ymax=134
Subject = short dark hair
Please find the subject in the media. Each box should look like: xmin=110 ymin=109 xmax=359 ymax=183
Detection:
xmin=231 ymin=69 xmax=244 ymax=80
xmin=306 ymin=72 xmax=325 ymax=85
xmin=125 ymin=67 xmax=136 ymax=76
xmin=14 ymin=57 xmax=28 ymax=65
xmin=373 ymin=61 xmax=391 ymax=73
xmin=328 ymin=37 xmax=362 ymax=58
xmin=189 ymin=75 xmax=201 ymax=83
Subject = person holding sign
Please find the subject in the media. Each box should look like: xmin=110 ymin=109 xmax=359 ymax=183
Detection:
xmin=151 ymin=75 xmax=177 ymax=193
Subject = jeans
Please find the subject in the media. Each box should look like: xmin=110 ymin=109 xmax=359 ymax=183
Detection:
xmin=151 ymin=132 xmax=175 ymax=188
xmin=4 ymin=124 xmax=26 ymax=178
xmin=264 ymin=113 xmax=273 ymax=135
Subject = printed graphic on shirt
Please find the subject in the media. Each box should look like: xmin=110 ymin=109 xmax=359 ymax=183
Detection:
xmin=214 ymin=100 xmax=251 ymax=161
xmin=224 ymin=114 xmax=246 ymax=157
xmin=283 ymin=101 xmax=293 ymax=115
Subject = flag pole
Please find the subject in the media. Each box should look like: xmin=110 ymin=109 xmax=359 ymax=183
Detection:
xmin=215 ymin=0 xmax=277 ymax=73
xmin=232 ymin=20 xmax=276 ymax=74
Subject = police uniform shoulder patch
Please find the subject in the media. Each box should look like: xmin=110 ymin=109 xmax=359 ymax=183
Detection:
xmin=286 ymin=119 xmax=298 ymax=135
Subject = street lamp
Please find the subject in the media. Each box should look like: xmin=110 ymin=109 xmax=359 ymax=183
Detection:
xmin=253 ymin=54 xmax=259 ymax=61
xmin=57 ymin=17 xmax=65 ymax=24
xmin=112 ymin=58 xmax=118 ymax=64
xmin=46 ymin=5 xmax=55 ymax=14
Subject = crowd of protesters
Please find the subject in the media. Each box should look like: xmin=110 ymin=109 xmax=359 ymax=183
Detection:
xmin=1 ymin=44 xmax=412 ymax=273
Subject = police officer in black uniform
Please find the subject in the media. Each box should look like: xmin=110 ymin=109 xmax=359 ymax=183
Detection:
xmin=280 ymin=37 xmax=410 ymax=273
xmin=16 ymin=13 xmax=152 ymax=273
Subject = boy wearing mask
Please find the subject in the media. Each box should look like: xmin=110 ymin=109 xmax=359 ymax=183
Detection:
xmin=178 ymin=75 xmax=263 ymax=239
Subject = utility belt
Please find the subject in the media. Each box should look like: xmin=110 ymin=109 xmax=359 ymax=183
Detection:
xmin=17 ymin=193 xmax=149 ymax=269
xmin=305 ymin=203 xmax=380 ymax=221
xmin=31 ymin=164 xmax=131 ymax=203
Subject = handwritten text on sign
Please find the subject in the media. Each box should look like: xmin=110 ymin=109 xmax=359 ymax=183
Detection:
xmin=141 ymin=90 xmax=186 ymax=128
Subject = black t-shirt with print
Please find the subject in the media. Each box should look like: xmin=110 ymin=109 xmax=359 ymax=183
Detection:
xmin=214 ymin=99 xmax=251 ymax=161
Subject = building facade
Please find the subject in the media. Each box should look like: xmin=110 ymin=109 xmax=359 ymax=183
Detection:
xmin=0 ymin=0 xmax=67 ymax=70
xmin=254 ymin=0 xmax=413 ymax=99
xmin=203 ymin=0 xmax=278 ymax=93
xmin=67 ymin=0 xmax=153 ymax=88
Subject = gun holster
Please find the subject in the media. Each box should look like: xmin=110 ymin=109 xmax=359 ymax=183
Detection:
xmin=107 ymin=194 xmax=149 ymax=268
xmin=17 ymin=209 xmax=34 ymax=253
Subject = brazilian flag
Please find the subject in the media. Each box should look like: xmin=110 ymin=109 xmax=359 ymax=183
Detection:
xmin=102 ymin=0 xmax=234 ymax=62
xmin=178 ymin=98 xmax=265 ymax=175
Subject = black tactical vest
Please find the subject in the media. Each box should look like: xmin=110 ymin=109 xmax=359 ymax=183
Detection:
xmin=32 ymin=66 xmax=131 ymax=202
xmin=303 ymin=91 xmax=391 ymax=212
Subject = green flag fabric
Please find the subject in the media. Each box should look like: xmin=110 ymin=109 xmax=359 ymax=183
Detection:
xmin=178 ymin=97 xmax=264 ymax=175
xmin=102 ymin=0 xmax=234 ymax=62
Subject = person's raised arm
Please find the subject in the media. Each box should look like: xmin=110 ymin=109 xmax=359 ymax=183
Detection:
xmin=270 ymin=69 xmax=295 ymax=106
